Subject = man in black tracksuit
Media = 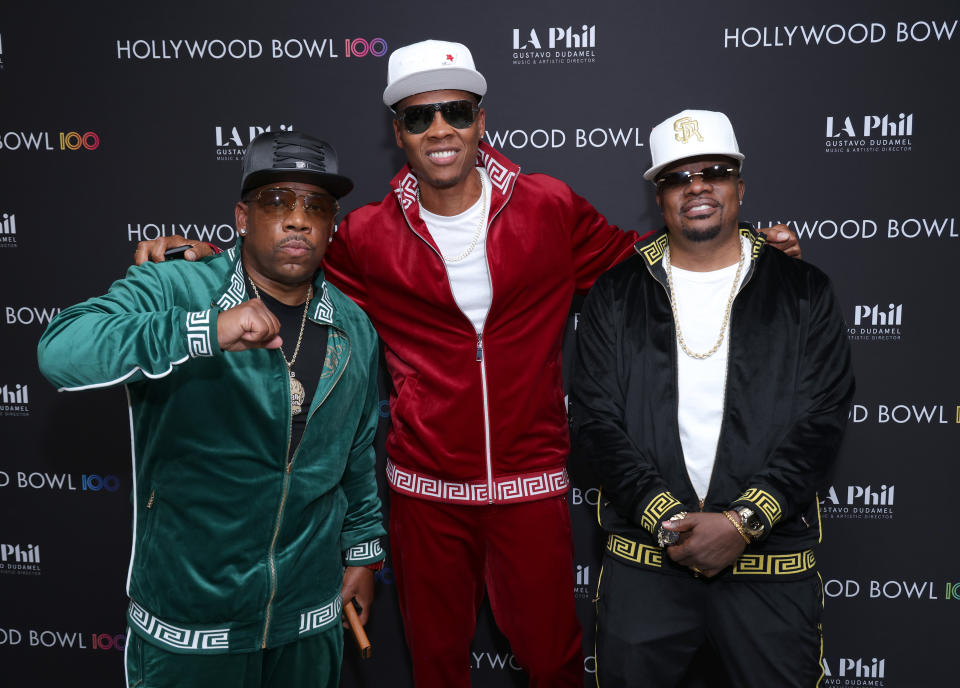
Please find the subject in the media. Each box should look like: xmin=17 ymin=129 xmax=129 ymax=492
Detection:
xmin=571 ymin=110 xmax=854 ymax=687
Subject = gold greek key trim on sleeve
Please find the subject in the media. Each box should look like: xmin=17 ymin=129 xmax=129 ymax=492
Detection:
xmin=740 ymin=226 xmax=766 ymax=260
xmin=733 ymin=549 xmax=816 ymax=576
xmin=738 ymin=488 xmax=783 ymax=525
xmin=640 ymin=491 xmax=682 ymax=533
xmin=639 ymin=234 xmax=669 ymax=266
xmin=607 ymin=534 xmax=664 ymax=568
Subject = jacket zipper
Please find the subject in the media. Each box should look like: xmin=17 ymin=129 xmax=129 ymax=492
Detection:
xmin=400 ymin=169 xmax=514 ymax=505
xmin=259 ymin=328 xmax=351 ymax=648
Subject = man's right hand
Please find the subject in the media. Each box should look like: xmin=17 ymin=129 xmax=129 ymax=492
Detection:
xmin=217 ymin=300 xmax=283 ymax=352
xmin=134 ymin=236 xmax=215 ymax=265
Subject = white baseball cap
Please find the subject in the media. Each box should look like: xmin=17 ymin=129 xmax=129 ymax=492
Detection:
xmin=644 ymin=109 xmax=745 ymax=181
xmin=382 ymin=39 xmax=487 ymax=110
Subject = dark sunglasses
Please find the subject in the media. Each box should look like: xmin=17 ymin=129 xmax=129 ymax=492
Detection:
xmin=396 ymin=100 xmax=480 ymax=134
xmin=243 ymin=188 xmax=339 ymax=218
xmin=656 ymin=165 xmax=739 ymax=190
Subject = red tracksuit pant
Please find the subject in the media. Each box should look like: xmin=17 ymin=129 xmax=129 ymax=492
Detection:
xmin=389 ymin=492 xmax=584 ymax=687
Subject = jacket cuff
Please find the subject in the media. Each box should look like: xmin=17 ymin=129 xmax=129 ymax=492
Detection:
xmin=731 ymin=487 xmax=785 ymax=541
xmin=343 ymin=538 xmax=385 ymax=567
xmin=635 ymin=490 xmax=685 ymax=536
xmin=184 ymin=309 xmax=219 ymax=358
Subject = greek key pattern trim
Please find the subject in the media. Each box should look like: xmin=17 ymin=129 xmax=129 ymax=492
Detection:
xmin=740 ymin=226 xmax=766 ymax=259
xmin=640 ymin=491 xmax=682 ymax=533
xmin=733 ymin=549 xmax=816 ymax=576
xmin=345 ymin=540 xmax=383 ymax=563
xmin=477 ymin=151 xmax=516 ymax=195
xmin=128 ymin=601 xmax=230 ymax=652
xmin=185 ymin=310 xmax=213 ymax=357
xmin=298 ymin=595 xmax=343 ymax=635
xmin=738 ymin=487 xmax=783 ymax=525
xmin=639 ymin=234 xmax=669 ymax=266
xmin=607 ymin=534 xmax=664 ymax=567
xmin=386 ymin=459 xmax=568 ymax=504
xmin=311 ymin=282 xmax=334 ymax=324
xmin=394 ymin=172 xmax=418 ymax=210
xmin=216 ymin=255 xmax=247 ymax=311
xmin=606 ymin=536 xmax=816 ymax=578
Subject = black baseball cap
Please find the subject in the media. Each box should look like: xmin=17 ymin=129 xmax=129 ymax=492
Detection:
xmin=240 ymin=131 xmax=354 ymax=198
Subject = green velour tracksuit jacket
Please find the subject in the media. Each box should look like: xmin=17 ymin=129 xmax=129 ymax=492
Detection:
xmin=37 ymin=242 xmax=386 ymax=654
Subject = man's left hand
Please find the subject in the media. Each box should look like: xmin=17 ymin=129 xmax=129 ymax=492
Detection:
xmin=340 ymin=566 xmax=375 ymax=626
xmin=763 ymin=223 xmax=802 ymax=259
xmin=662 ymin=512 xmax=747 ymax=577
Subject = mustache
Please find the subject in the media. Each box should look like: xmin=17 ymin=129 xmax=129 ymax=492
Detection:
xmin=276 ymin=236 xmax=315 ymax=250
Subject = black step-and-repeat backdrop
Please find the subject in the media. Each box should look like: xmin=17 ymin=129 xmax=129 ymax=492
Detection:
xmin=2 ymin=2 xmax=958 ymax=686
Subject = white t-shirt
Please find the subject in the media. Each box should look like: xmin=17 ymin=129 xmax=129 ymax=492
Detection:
xmin=668 ymin=236 xmax=749 ymax=500
xmin=419 ymin=169 xmax=493 ymax=334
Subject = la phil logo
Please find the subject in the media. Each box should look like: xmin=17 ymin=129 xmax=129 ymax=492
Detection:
xmin=0 ymin=211 xmax=17 ymax=248
xmin=821 ymin=484 xmax=895 ymax=520
xmin=822 ymin=657 xmax=885 ymax=685
xmin=0 ymin=383 xmax=29 ymax=416
xmin=512 ymin=24 xmax=597 ymax=65
xmin=825 ymin=112 xmax=913 ymax=154
xmin=574 ymin=564 xmax=592 ymax=600
xmin=848 ymin=303 xmax=902 ymax=342
xmin=0 ymin=543 xmax=41 ymax=576
xmin=215 ymin=124 xmax=293 ymax=161
xmin=0 ymin=131 xmax=100 ymax=152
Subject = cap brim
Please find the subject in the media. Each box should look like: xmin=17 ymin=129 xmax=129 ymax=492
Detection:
xmin=242 ymin=169 xmax=354 ymax=199
xmin=383 ymin=68 xmax=487 ymax=109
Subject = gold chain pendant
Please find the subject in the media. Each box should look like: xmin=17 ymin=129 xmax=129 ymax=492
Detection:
xmin=289 ymin=372 xmax=306 ymax=416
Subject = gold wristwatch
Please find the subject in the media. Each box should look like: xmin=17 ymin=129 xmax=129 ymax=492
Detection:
xmin=733 ymin=506 xmax=765 ymax=540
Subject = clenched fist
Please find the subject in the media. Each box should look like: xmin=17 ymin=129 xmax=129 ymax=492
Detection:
xmin=217 ymin=299 xmax=283 ymax=351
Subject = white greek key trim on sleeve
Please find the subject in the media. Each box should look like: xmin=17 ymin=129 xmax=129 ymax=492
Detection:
xmin=344 ymin=540 xmax=383 ymax=563
xmin=185 ymin=310 xmax=213 ymax=357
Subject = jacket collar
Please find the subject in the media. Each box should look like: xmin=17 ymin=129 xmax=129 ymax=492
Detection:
xmin=388 ymin=141 xmax=521 ymax=243
xmin=213 ymin=239 xmax=336 ymax=326
xmin=635 ymin=222 xmax=766 ymax=285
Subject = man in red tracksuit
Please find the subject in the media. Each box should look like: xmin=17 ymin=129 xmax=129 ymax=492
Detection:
xmin=136 ymin=39 xmax=799 ymax=687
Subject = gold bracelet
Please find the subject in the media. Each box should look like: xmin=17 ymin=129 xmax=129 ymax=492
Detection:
xmin=723 ymin=510 xmax=752 ymax=544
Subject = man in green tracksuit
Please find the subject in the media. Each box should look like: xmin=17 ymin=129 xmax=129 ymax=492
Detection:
xmin=37 ymin=131 xmax=385 ymax=687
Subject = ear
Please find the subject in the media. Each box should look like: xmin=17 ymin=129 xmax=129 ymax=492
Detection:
xmin=476 ymin=108 xmax=486 ymax=139
xmin=393 ymin=118 xmax=404 ymax=148
xmin=235 ymin=201 xmax=248 ymax=236
xmin=655 ymin=190 xmax=663 ymax=212
xmin=737 ymin=178 xmax=745 ymax=204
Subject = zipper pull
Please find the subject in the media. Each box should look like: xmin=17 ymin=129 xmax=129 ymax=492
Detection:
xmin=146 ymin=490 xmax=155 ymax=509
xmin=698 ymin=498 xmax=705 ymax=511
xmin=476 ymin=333 xmax=483 ymax=362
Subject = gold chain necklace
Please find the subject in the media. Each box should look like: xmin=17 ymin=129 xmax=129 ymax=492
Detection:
xmin=663 ymin=239 xmax=745 ymax=360
xmin=417 ymin=168 xmax=488 ymax=263
xmin=248 ymin=279 xmax=313 ymax=415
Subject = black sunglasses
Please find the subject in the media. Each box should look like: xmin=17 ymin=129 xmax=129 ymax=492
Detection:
xmin=396 ymin=100 xmax=480 ymax=134
xmin=656 ymin=165 xmax=739 ymax=190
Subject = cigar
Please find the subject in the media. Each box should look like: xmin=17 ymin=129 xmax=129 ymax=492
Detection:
xmin=344 ymin=599 xmax=371 ymax=658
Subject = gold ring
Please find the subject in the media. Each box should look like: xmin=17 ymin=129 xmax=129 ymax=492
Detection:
xmin=691 ymin=566 xmax=702 ymax=575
